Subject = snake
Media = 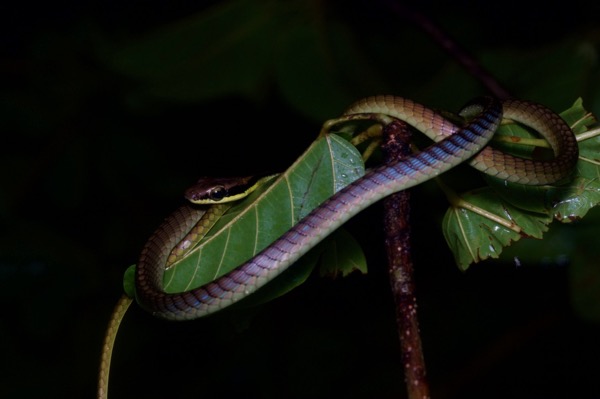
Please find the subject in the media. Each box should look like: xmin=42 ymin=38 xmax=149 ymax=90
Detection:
xmin=97 ymin=175 xmax=272 ymax=399
xmin=134 ymin=96 xmax=578 ymax=321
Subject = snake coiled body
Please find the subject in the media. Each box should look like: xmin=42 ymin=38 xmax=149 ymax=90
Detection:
xmin=135 ymin=96 xmax=578 ymax=321
xmin=346 ymin=96 xmax=578 ymax=184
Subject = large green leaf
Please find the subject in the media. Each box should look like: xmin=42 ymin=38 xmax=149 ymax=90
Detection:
xmin=130 ymin=133 xmax=368 ymax=296
xmin=443 ymin=99 xmax=599 ymax=270
xmin=99 ymin=0 xmax=281 ymax=102
xmin=96 ymin=0 xmax=359 ymax=119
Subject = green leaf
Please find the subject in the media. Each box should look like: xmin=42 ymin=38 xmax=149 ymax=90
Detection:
xmin=442 ymin=188 xmax=552 ymax=271
xmin=443 ymin=99 xmax=599 ymax=270
xmin=274 ymin=20 xmax=361 ymax=121
xmin=123 ymin=265 xmax=136 ymax=298
xmin=318 ymin=229 xmax=368 ymax=278
xmin=98 ymin=0 xmax=284 ymax=103
xmin=95 ymin=0 xmax=355 ymax=119
xmin=550 ymin=100 xmax=600 ymax=222
xmin=486 ymin=99 xmax=600 ymax=221
xmin=159 ymin=133 xmax=365 ymax=294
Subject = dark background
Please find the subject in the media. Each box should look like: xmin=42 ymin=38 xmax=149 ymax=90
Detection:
xmin=2 ymin=0 xmax=600 ymax=398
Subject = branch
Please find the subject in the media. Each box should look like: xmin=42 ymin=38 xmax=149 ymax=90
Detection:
xmin=383 ymin=0 xmax=511 ymax=99
xmin=381 ymin=120 xmax=430 ymax=399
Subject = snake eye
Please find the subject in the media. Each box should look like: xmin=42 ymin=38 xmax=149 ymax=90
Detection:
xmin=209 ymin=186 xmax=227 ymax=202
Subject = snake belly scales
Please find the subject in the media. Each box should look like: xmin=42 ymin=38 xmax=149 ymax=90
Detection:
xmin=135 ymin=96 xmax=578 ymax=321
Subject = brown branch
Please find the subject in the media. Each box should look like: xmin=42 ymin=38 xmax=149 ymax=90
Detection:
xmin=381 ymin=120 xmax=430 ymax=399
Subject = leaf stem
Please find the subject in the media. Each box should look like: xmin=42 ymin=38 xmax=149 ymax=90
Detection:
xmin=575 ymin=125 xmax=600 ymax=142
